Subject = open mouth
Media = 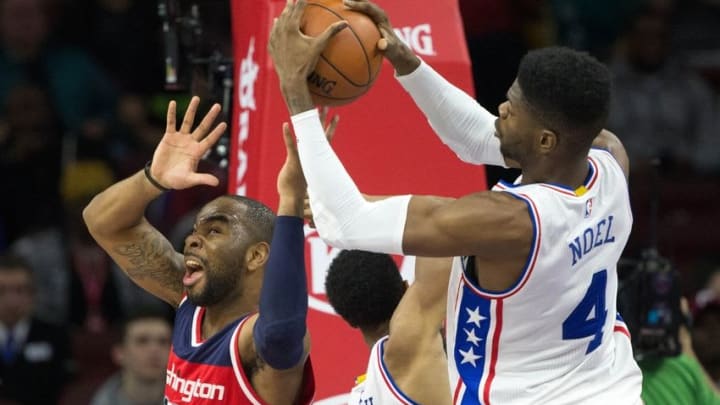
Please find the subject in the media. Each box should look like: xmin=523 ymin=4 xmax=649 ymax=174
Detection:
xmin=183 ymin=257 xmax=206 ymax=287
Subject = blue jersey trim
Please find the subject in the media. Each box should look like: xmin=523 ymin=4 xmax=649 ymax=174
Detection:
xmin=460 ymin=193 xmax=539 ymax=298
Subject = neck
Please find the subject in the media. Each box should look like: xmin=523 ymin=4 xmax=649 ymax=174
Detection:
xmin=121 ymin=371 xmax=165 ymax=403
xmin=521 ymin=153 xmax=589 ymax=189
xmin=201 ymin=285 xmax=259 ymax=339
xmin=360 ymin=321 xmax=390 ymax=348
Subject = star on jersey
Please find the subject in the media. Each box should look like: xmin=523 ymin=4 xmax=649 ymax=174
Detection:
xmin=458 ymin=346 xmax=482 ymax=367
xmin=466 ymin=306 xmax=486 ymax=328
xmin=464 ymin=328 xmax=482 ymax=346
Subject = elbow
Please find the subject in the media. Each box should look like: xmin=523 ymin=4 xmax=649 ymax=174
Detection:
xmin=82 ymin=199 xmax=100 ymax=236
xmin=253 ymin=317 xmax=307 ymax=369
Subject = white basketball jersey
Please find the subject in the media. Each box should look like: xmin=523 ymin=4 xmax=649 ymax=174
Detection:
xmin=446 ymin=148 xmax=642 ymax=404
xmin=349 ymin=336 xmax=420 ymax=405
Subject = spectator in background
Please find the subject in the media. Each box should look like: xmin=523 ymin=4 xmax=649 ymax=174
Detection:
xmin=85 ymin=0 xmax=162 ymax=94
xmin=695 ymin=269 xmax=720 ymax=312
xmin=0 ymin=255 xmax=72 ymax=405
xmin=551 ymin=0 xmax=644 ymax=59
xmin=607 ymin=1 xmax=719 ymax=176
xmin=90 ymin=309 xmax=172 ymax=405
xmin=0 ymin=82 xmax=70 ymax=325
xmin=639 ymin=298 xmax=720 ymax=404
xmin=0 ymin=0 xmax=117 ymax=161
xmin=693 ymin=302 xmax=720 ymax=387
xmin=0 ymin=82 xmax=63 ymax=245
xmin=61 ymin=160 xmax=171 ymax=331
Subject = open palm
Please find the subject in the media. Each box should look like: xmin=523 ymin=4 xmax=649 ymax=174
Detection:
xmin=149 ymin=96 xmax=227 ymax=190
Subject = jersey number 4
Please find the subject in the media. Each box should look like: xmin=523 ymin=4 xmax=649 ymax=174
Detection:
xmin=562 ymin=270 xmax=608 ymax=354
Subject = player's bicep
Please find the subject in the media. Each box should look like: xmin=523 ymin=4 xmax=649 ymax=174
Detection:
xmin=99 ymin=221 xmax=185 ymax=307
xmin=402 ymin=192 xmax=531 ymax=258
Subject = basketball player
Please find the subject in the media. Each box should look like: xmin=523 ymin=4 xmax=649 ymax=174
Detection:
xmin=324 ymin=251 xmax=451 ymax=404
xmin=268 ymin=1 xmax=643 ymax=403
xmin=83 ymin=97 xmax=324 ymax=404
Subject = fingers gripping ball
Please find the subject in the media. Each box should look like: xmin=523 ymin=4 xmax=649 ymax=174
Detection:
xmin=301 ymin=0 xmax=382 ymax=106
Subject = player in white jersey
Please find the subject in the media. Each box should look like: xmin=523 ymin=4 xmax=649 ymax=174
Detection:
xmin=267 ymin=1 xmax=643 ymax=403
xmin=324 ymin=252 xmax=451 ymax=405
xmin=445 ymin=147 xmax=639 ymax=404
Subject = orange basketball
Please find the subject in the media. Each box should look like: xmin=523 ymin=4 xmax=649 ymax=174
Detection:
xmin=301 ymin=0 xmax=383 ymax=106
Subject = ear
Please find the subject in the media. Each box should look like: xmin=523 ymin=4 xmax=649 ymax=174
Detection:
xmin=245 ymin=241 xmax=270 ymax=272
xmin=538 ymin=129 xmax=558 ymax=154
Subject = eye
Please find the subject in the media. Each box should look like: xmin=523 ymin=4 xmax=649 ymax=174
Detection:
xmin=209 ymin=227 xmax=221 ymax=235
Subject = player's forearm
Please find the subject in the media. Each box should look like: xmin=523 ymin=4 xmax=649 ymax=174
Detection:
xmin=83 ymin=170 xmax=164 ymax=238
xmin=396 ymin=61 xmax=506 ymax=167
xmin=253 ymin=216 xmax=308 ymax=369
xmin=277 ymin=193 xmax=304 ymax=218
xmin=292 ymin=109 xmax=410 ymax=254
xmin=280 ymin=83 xmax=316 ymax=116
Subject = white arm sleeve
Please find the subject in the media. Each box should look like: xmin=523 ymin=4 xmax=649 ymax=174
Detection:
xmin=291 ymin=109 xmax=410 ymax=255
xmin=396 ymin=61 xmax=507 ymax=167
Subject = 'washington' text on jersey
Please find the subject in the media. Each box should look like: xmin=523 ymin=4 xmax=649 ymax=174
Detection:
xmin=569 ymin=215 xmax=616 ymax=266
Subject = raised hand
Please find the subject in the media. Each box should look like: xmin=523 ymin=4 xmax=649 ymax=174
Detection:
xmin=342 ymin=0 xmax=420 ymax=75
xmin=149 ymin=96 xmax=227 ymax=190
xmin=269 ymin=0 xmax=348 ymax=114
xmin=278 ymin=106 xmax=339 ymax=216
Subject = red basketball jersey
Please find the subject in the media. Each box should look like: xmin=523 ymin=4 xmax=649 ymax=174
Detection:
xmin=164 ymin=297 xmax=315 ymax=404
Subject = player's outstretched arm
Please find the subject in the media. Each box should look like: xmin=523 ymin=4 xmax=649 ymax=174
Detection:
xmin=251 ymin=122 xmax=311 ymax=374
xmin=344 ymin=0 xmax=509 ymax=168
xmin=243 ymin=115 xmax=337 ymax=404
xmin=291 ymin=107 xmax=531 ymax=257
xmin=384 ymin=257 xmax=453 ymax=404
xmin=83 ymin=97 xmax=227 ymax=307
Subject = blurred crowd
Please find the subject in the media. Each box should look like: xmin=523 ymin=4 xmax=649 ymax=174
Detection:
xmin=0 ymin=0 xmax=718 ymax=403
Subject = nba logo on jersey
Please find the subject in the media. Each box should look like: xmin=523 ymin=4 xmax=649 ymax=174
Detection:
xmin=584 ymin=198 xmax=593 ymax=218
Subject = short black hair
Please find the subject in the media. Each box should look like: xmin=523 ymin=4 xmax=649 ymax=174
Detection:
xmin=222 ymin=195 xmax=275 ymax=243
xmin=0 ymin=254 xmax=33 ymax=278
xmin=114 ymin=306 xmax=173 ymax=345
xmin=325 ymin=250 xmax=405 ymax=329
xmin=517 ymin=46 xmax=611 ymax=147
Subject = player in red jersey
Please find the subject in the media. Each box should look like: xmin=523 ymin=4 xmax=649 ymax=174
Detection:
xmin=83 ymin=97 xmax=334 ymax=404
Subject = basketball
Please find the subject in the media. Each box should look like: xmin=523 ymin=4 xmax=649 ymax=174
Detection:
xmin=301 ymin=0 xmax=383 ymax=106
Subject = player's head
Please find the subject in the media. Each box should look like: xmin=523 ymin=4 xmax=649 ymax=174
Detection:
xmin=183 ymin=195 xmax=275 ymax=306
xmin=112 ymin=308 xmax=172 ymax=382
xmin=0 ymin=254 xmax=35 ymax=327
xmin=496 ymin=46 xmax=611 ymax=164
xmin=325 ymin=250 xmax=406 ymax=332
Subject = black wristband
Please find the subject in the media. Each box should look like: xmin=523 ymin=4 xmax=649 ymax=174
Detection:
xmin=144 ymin=161 xmax=171 ymax=192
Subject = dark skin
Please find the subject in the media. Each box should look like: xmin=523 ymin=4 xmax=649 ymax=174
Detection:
xmin=83 ymin=97 xmax=337 ymax=404
xmin=269 ymin=0 xmax=630 ymax=291
xmin=381 ymin=257 xmax=452 ymax=404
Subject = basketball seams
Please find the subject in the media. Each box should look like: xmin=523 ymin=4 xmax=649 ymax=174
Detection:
xmin=319 ymin=54 xmax=369 ymax=87
xmin=303 ymin=1 xmax=382 ymax=105
xmin=306 ymin=3 xmax=373 ymax=85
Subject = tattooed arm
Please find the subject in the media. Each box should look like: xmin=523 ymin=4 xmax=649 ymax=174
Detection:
xmin=83 ymin=171 xmax=186 ymax=306
xmin=83 ymin=97 xmax=227 ymax=307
